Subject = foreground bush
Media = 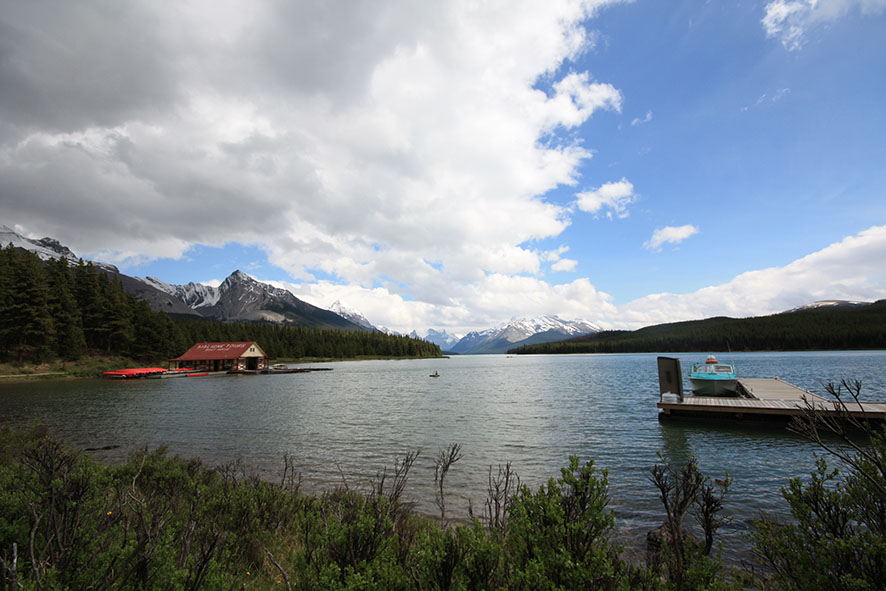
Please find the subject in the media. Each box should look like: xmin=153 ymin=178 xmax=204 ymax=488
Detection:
xmin=0 ymin=428 xmax=653 ymax=590
xmin=749 ymin=380 xmax=886 ymax=590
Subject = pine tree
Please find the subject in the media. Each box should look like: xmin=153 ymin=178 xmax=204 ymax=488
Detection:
xmin=46 ymin=257 xmax=87 ymax=360
xmin=74 ymin=260 xmax=108 ymax=351
xmin=7 ymin=250 xmax=55 ymax=362
xmin=0 ymin=244 xmax=15 ymax=359
xmin=102 ymin=275 xmax=134 ymax=354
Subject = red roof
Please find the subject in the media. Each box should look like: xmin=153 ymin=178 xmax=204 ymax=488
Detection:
xmin=170 ymin=342 xmax=263 ymax=361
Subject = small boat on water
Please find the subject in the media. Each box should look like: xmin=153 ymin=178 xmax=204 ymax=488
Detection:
xmin=430 ymin=370 xmax=440 ymax=378
xmin=689 ymin=355 xmax=738 ymax=396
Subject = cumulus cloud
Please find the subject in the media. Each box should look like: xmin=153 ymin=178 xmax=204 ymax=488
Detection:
xmin=620 ymin=225 xmax=886 ymax=329
xmin=552 ymin=258 xmax=579 ymax=272
xmin=575 ymin=178 xmax=636 ymax=219
xmin=762 ymin=0 xmax=886 ymax=50
xmin=0 ymin=0 xmax=626 ymax=296
xmin=644 ymin=224 xmax=699 ymax=251
xmin=284 ymin=273 xmax=618 ymax=335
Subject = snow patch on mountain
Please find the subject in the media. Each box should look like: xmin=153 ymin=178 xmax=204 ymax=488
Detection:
xmin=450 ymin=315 xmax=601 ymax=354
xmin=140 ymin=276 xmax=221 ymax=308
xmin=1 ymin=224 xmax=120 ymax=273
xmin=786 ymin=299 xmax=869 ymax=313
xmin=424 ymin=329 xmax=461 ymax=350
xmin=329 ymin=300 xmax=377 ymax=331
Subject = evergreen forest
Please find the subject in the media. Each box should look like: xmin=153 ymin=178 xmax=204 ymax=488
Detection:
xmin=0 ymin=246 xmax=440 ymax=364
xmin=510 ymin=301 xmax=886 ymax=354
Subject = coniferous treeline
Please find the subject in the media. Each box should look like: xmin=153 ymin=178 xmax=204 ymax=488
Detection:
xmin=0 ymin=246 xmax=440 ymax=363
xmin=510 ymin=302 xmax=886 ymax=354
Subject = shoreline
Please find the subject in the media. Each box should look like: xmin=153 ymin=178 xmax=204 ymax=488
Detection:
xmin=0 ymin=354 xmax=446 ymax=382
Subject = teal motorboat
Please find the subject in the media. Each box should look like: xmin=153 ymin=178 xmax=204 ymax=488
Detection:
xmin=689 ymin=355 xmax=738 ymax=396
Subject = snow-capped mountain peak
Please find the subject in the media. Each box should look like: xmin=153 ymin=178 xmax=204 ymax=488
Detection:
xmin=0 ymin=224 xmax=120 ymax=273
xmin=1 ymin=224 xmax=80 ymax=263
xmin=786 ymin=300 xmax=869 ymax=313
xmin=141 ymin=276 xmax=221 ymax=309
xmin=423 ymin=328 xmax=461 ymax=350
xmin=449 ymin=315 xmax=601 ymax=354
xmin=329 ymin=300 xmax=377 ymax=331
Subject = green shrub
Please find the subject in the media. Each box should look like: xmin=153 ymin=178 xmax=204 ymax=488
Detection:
xmin=506 ymin=455 xmax=651 ymax=590
xmin=751 ymin=380 xmax=886 ymax=590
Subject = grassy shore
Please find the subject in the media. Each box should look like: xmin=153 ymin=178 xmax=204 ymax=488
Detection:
xmin=0 ymin=356 xmax=141 ymax=380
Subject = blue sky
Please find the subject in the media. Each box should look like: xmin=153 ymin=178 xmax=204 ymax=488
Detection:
xmin=2 ymin=0 xmax=885 ymax=334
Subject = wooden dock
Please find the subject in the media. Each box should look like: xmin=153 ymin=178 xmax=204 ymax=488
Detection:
xmin=656 ymin=357 xmax=886 ymax=423
xmin=658 ymin=378 xmax=886 ymax=422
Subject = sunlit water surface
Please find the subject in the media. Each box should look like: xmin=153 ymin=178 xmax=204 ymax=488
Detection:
xmin=3 ymin=351 xmax=885 ymax=558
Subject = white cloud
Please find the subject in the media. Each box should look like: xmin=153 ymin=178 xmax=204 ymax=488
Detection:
xmin=575 ymin=178 xmax=636 ymax=219
xmin=631 ymin=110 xmax=652 ymax=126
xmin=619 ymin=225 xmax=886 ymax=328
xmin=762 ymin=0 xmax=886 ymax=50
xmin=256 ymin=225 xmax=886 ymax=334
xmin=285 ymin=273 xmax=617 ymax=335
xmin=540 ymin=245 xmax=571 ymax=262
xmin=552 ymin=258 xmax=578 ymax=272
xmin=644 ymin=224 xmax=699 ymax=251
xmin=0 ymin=0 xmax=627 ymax=292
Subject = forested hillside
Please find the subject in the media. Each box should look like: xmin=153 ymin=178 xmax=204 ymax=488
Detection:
xmin=510 ymin=301 xmax=886 ymax=354
xmin=0 ymin=246 xmax=440 ymax=363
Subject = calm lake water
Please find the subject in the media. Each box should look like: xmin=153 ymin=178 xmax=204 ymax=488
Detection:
xmin=3 ymin=351 xmax=885 ymax=557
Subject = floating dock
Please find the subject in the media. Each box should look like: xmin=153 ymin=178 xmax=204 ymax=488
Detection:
xmin=656 ymin=357 xmax=886 ymax=423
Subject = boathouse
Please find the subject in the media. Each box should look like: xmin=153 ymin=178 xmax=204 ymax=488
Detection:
xmin=169 ymin=342 xmax=268 ymax=373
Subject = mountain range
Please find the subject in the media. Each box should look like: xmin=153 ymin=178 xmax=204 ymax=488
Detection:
xmin=3 ymin=224 xmax=601 ymax=351
xmin=448 ymin=316 xmax=601 ymax=354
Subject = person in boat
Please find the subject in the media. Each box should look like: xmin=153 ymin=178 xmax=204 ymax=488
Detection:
xmin=431 ymin=370 xmax=439 ymax=377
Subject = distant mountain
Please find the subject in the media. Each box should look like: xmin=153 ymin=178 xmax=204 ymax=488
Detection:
xmin=1 ymin=224 xmax=119 ymax=273
xmin=424 ymin=328 xmax=461 ymax=350
xmin=135 ymin=271 xmax=363 ymax=330
xmin=142 ymin=276 xmax=221 ymax=309
xmin=329 ymin=300 xmax=378 ymax=331
xmin=512 ymin=300 xmax=886 ymax=354
xmin=3 ymin=224 xmax=365 ymax=330
xmin=785 ymin=300 xmax=870 ymax=313
xmin=450 ymin=316 xmax=601 ymax=354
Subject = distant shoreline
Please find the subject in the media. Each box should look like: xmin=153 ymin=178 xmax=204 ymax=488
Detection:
xmin=0 ymin=354 xmax=445 ymax=382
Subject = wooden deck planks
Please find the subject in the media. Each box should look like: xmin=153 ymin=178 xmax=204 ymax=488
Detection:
xmin=658 ymin=377 xmax=886 ymax=422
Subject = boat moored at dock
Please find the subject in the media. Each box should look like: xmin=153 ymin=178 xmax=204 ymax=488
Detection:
xmin=656 ymin=356 xmax=886 ymax=423
xmin=689 ymin=355 xmax=738 ymax=396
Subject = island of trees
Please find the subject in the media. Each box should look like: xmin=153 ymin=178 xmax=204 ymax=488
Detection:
xmin=510 ymin=301 xmax=886 ymax=355
xmin=0 ymin=246 xmax=440 ymax=366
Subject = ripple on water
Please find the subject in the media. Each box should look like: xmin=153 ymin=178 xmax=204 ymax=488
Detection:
xmin=2 ymin=351 xmax=884 ymax=557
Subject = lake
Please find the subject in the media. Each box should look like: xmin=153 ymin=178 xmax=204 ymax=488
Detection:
xmin=3 ymin=350 xmax=885 ymax=557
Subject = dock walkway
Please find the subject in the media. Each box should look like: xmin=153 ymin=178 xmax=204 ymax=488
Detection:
xmin=658 ymin=375 xmax=886 ymax=423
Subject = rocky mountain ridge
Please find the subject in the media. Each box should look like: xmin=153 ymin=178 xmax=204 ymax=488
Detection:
xmin=2 ymin=225 xmax=362 ymax=330
xmin=133 ymin=271 xmax=362 ymax=329
xmin=6 ymin=224 xmax=600 ymax=346
xmin=329 ymin=300 xmax=378 ymax=331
